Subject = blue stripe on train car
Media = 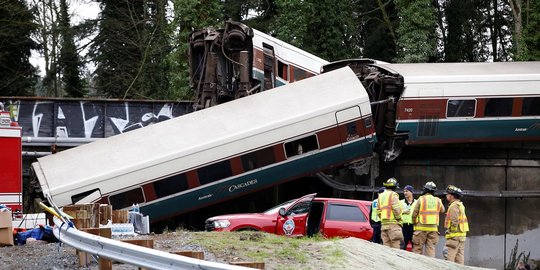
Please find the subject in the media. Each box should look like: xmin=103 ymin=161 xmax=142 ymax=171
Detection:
xmin=141 ymin=136 xmax=375 ymax=221
xmin=398 ymin=118 xmax=540 ymax=144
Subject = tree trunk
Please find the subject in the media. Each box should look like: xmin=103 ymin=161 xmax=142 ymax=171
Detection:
xmin=509 ymin=0 xmax=523 ymax=59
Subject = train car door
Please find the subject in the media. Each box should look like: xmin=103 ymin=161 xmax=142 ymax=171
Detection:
xmin=335 ymin=106 xmax=368 ymax=160
xmin=262 ymin=43 xmax=275 ymax=91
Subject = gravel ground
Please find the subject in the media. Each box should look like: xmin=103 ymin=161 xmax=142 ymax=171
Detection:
xmin=0 ymin=232 xmax=494 ymax=270
xmin=0 ymin=234 xmax=209 ymax=270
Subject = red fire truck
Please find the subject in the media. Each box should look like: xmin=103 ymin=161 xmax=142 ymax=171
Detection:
xmin=0 ymin=103 xmax=22 ymax=216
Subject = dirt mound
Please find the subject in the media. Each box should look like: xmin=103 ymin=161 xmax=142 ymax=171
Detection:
xmin=0 ymin=230 xmax=494 ymax=269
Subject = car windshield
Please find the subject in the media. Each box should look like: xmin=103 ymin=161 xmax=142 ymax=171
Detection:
xmin=263 ymin=199 xmax=296 ymax=214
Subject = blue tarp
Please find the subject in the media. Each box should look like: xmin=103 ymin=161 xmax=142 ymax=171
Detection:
xmin=15 ymin=225 xmax=57 ymax=245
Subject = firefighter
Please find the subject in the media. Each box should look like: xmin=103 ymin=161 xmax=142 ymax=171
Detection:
xmin=411 ymin=181 xmax=445 ymax=257
xmin=400 ymin=185 xmax=416 ymax=250
xmin=444 ymin=185 xmax=469 ymax=264
xmin=369 ymin=187 xmax=385 ymax=244
xmin=377 ymin=177 xmax=403 ymax=249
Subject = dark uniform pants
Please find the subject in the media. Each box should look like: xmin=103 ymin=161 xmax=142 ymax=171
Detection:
xmin=371 ymin=223 xmax=382 ymax=244
xmin=401 ymin=223 xmax=413 ymax=250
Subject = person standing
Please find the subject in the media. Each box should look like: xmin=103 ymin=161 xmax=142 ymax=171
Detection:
xmin=444 ymin=185 xmax=469 ymax=264
xmin=411 ymin=181 xmax=445 ymax=257
xmin=400 ymin=185 xmax=416 ymax=250
xmin=377 ymin=177 xmax=403 ymax=249
xmin=370 ymin=187 xmax=385 ymax=244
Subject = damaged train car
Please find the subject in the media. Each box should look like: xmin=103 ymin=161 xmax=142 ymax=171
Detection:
xmin=322 ymin=60 xmax=540 ymax=161
xmin=188 ymin=21 xmax=328 ymax=109
xmin=31 ymin=68 xmax=376 ymax=221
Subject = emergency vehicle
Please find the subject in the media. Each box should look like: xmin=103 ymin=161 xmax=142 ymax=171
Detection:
xmin=0 ymin=102 xmax=22 ymax=216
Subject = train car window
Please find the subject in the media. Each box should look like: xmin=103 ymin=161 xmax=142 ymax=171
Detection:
xmin=365 ymin=117 xmax=372 ymax=129
xmin=71 ymin=188 xmax=101 ymax=204
xmin=198 ymin=160 xmax=233 ymax=185
xmin=446 ymin=99 xmax=476 ymax=117
xmin=284 ymin=134 xmax=319 ymax=158
xmin=277 ymin=61 xmax=288 ymax=81
xmin=326 ymin=203 xmax=366 ymax=222
xmin=109 ymin=187 xmax=145 ymax=210
xmin=485 ymin=98 xmax=513 ymax=117
xmin=293 ymin=67 xmax=306 ymax=82
xmin=346 ymin=122 xmax=357 ymax=137
xmin=522 ymin=97 xmax=540 ymax=116
xmin=153 ymin=173 xmax=189 ymax=198
xmin=241 ymin=147 xmax=276 ymax=172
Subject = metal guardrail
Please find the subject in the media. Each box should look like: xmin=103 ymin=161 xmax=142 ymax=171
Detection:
xmin=46 ymin=194 xmax=251 ymax=270
xmin=52 ymin=218 xmax=253 ymax=270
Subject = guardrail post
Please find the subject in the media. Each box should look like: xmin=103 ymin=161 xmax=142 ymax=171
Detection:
xmin=120 ymin=239 xmax=154 ymax=270
xmin=80 ymin=227 xmax=113 ymax=270
xmin=229 ymin=262 xmax=265 ymax=269
xmin=171 ymin=250 xmax=205 ymax=260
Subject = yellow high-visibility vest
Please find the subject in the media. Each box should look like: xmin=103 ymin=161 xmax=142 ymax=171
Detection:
xmin=377 ymin=190 xmax=400 ymax=224
xmin=400 ymin=199 xmax=416 ymax=224
xmin=414 ymin=194 xmax=442 ymax=232
xmin=445 ymin=201 xmax=469 ymax=238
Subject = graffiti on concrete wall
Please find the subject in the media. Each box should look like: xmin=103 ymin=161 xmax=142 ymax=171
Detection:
xmin=0 ymin=98 xmax=193 ymax=138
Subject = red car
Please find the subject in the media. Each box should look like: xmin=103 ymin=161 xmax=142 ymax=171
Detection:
xmin=205 ymin=193 xmax=373 ymax=240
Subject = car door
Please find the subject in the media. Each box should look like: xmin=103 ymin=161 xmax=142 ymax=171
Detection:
xmin=321 ymin=202 xmax=373 ymax=240
xmin=276 ymin=193 xmax=316 ymax=237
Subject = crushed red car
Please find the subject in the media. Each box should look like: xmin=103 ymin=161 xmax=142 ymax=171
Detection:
xmin=205 ymin=193 xmax=373 ymax=240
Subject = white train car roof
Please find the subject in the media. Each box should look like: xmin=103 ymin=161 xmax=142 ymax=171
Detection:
xmin=252 ymin=29 xmax=328 ymax=74
xmin=33 ymin=67 xmax=368 ymax=203
xmin=376 ymin=62 xmax=540 ymax=98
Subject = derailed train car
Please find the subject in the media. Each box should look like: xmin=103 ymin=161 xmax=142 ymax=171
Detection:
xmin=189 ymin=21 xmax=328 ymax=109
xmin=323 ymin=60 xmax=540 ymax=161
xmin=32 ymin=68 xmax=376 ymax=221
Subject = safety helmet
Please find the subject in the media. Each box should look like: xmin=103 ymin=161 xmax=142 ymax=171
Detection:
xmin=445 ymin=185 xmax=463 ymax=198
xmin=423 ymin=181 xmax=437 ymax=193
xmin=383 ymin=177 xmax=399 ymax=188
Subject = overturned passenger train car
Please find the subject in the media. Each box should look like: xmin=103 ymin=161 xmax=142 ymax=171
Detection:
xmin=32 ymin=68 xmax=376 ymax=221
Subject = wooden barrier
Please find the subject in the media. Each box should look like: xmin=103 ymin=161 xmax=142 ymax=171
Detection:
xmin=171 ymin=250 xmax=205 ymax=260
xmin=229 ymin=261 xmax=265 ymax=269
xmin=120 ymin=239 xmax=154 ymax=270
xmin=63 ymin=203 xmax=100 ymax=229
xmin=112 ymin=210 xmax=128 ymax=223
xmin=79 ymin=227 xmax=112 ymax=270
xmin=120 ymin=239 xmax=154 ymax=248
xmin=99 ymin=204 xmax=112 ymax=225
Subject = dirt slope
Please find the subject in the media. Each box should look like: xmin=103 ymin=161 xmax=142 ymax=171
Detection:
xmin=0 ymin=230 xmax=494 ymax=270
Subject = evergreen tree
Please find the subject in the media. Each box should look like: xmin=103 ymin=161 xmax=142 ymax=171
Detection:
xmin=358 ymin=0 xmax=398 ymax=62
xmin=91 ymin=0 xmax=170 ymax=99
xmin=58 ymin=0 xmax=85 ymax=97
xmin=395 ymin=0 xmax=438 ymax=63
xmin=444 ymin=0 xmax=484 ymax=61
xmin=243 ymin=0 xmax=277 ymax=33
xmin=272 ymin=0 xmax=312 ymax=48
xmin=303 ymin=0 xmax=360 ymax=61
xmin=522 ymin=0 xmax=540 ymax=60
xmin=273 ymin=0 xmax=360 ymax=61
xmin=0 ymin=0 xmax=38 ymax=96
